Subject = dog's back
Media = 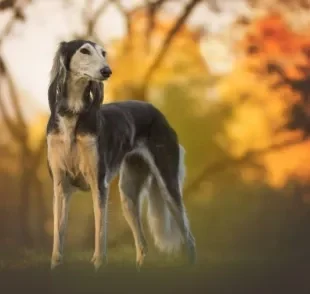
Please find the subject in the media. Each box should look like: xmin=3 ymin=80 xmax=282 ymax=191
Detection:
xmin=97 ymin=100 xmax=180 ymax=191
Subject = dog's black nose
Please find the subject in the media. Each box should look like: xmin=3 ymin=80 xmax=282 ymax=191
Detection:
xmin=100 ymin=67 xmax=112 ymax=77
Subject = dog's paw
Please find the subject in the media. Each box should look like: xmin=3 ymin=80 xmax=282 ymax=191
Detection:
xmin=91 ymin=254 xmax=107 ymax=271
xmin=51 ymin=253 xmax=63 ymax=270
xmin=136 ymin=245 xmax=148 ymax=271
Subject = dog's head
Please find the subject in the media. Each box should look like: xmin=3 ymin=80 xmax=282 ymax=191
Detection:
xmin=50 ymin=40 xmax=112 ymax=83
xmin=48 ymin=40 xmax=110 ymax=113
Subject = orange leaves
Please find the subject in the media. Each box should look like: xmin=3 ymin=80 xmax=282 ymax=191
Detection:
xmin=263 ymin=137 xmax=310 ymax=188
xmin=242 ymin=13 xmax=310 ymax=80
xmin=217 ymin=12 xmax=310 ymax=188
xmin=244 ymin=13 xmax=291 ymax=55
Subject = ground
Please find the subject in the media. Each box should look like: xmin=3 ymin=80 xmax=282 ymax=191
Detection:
xmin=0 ymin=246 xmax=309 ymax=294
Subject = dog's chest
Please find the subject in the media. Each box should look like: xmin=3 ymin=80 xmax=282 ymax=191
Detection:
xmin=48 ymin=116 xmax=98 ymax=179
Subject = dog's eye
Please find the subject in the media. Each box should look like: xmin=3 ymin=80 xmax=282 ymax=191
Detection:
xmin=80 ymin=48 xmax=91 ymax=55
xmin=102 ymin=51 xmax=106 ymax=57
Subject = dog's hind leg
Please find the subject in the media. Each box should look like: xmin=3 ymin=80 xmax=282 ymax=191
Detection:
xmin=119 ymin=153 xmax=150 ymax=269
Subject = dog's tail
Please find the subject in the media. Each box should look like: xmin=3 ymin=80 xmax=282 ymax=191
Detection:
xmin=146 ymin=145 xmax=187 ymax=253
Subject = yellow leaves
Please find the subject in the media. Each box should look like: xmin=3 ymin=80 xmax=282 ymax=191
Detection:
xmin=226 ymin=104 xmax=271 ymax=156
xmin=107 ymin=8 xmax=208 ymax=101
xmin=217 ymin=60 xmax=301 ymax=186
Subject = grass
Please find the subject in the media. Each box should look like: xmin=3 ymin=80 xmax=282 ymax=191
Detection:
xmin=0 ymin=245 xmax=310 ymax=294
xmin=1 ymin=201 xmax=310 ymax=293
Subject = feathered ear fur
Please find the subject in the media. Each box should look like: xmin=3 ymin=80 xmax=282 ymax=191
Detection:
xmin=48 ymin=41 xmax=68 ymax=113
xmin=89 ymin=81 xmax=104 ymax=108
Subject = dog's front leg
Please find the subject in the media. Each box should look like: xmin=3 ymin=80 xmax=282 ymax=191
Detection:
xmin=91 ymin=183 xmax=109 ymax=271
xmin=77 ymin=134 xmax=109 ymax=271
xmin=51 ymin=171 xmax=71 ymax=270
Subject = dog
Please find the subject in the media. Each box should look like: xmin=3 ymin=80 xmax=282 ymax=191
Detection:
xmin=46 ymin=39 xmax=196 ymax=270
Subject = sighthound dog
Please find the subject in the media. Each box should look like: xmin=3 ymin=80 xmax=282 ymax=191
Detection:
xmin=46 ymin=39 xmax=196 ymax=270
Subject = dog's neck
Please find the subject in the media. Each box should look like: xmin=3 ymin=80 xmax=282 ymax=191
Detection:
xmin=56 ymin=74 xmax=89 ymax=147
xmin=57 ymin=73 xmax=92 ymax=117
xmin=66 ymin=73 xmax=89 ymax=113
xmin=55 ymin=73 xmax=101 ymax=145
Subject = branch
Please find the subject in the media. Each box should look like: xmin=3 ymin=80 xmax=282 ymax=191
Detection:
xmin=92 ymin=0 xmax=109 ymax=24
xmin=0 ymin=15 xmax=17 ymax=46
xmin=0 ymin=0 xmax=14 ymax=10
xmin=82 ymin=0 xmax=110 ymax=39
xmin=0 ymin=76 xmax=23 ymax=139
xmin=1 ymin=58 xmax=26 ymax=128
xmin=0 ymin=1 xmax=29 ymax=141
xmin=145 ymin=0 xmax=166 ymax=52
xmin=109 ymin=0 xmax=132 ymax=50
xmin=142 ymin=0 xmax=202 ymax=86
xmin=113 ymin=0 xmax=132 ymax=35
xmin=205 ymin=0 xmax=221 ymax=12
xmin=184 ymin=136 xmax=308 ymax=195
xmin=0 ymin=0 xmax=27 ymax=45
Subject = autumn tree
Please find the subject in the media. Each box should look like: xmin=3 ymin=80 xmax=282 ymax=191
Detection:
xmin=212 ymin=12 xmax=310 ymax=191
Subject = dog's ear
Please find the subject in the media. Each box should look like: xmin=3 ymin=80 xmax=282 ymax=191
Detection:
xmin=49 ymin=41 xmax=68 ymax=86
xmin=48 ymin=41 xmax=68 ymax=113
xmin=90 ymin=81 xmax=104 ymax=108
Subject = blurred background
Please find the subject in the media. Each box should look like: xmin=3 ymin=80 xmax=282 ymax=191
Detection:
xmin=1 ymin=0 xmax=310 ymax=272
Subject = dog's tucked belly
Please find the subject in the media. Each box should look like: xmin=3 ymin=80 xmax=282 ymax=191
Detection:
xmin=47 ymin=133 xmax=98 ymax=192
